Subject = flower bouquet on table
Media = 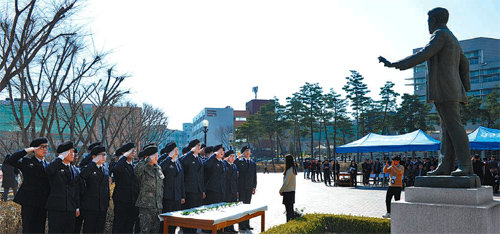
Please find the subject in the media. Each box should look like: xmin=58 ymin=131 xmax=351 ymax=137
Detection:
xmin=181 ymin=202 xmax=242 ymax=216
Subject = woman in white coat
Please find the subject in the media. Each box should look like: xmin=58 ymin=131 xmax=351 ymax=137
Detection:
xmin=279 ymin=154 xmax=297 ymax=222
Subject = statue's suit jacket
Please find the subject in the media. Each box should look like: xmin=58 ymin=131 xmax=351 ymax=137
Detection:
xmin=394 ymin=26 xmax=470 ymax=104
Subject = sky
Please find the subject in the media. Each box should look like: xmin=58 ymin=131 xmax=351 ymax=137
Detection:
xmin=81 ymin=0 xmax=500 ymax=130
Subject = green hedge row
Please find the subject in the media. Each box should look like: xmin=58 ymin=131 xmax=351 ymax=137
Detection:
xmin=265 ymin=213 xmax=390 ymax=233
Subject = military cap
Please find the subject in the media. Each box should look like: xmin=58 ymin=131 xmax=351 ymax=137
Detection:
xmin=164 ymin=142 xmax=177 ymax=155
xmin=56 ymin=141 xmax=74 ymax=154
xmin=187 ymin=139 xmax=200 ymax=149
xmin=30 ymin=137 xmax=48 ymax=147
xmin=205 ymin=146 xmax=214 ymax=155
xmin=182 ymin=147 xmax=189 ymax=155
xmin=87 ymin=141 xmax=101 ymax=151
xmin=90 ymin=145 xmax=106 ymax=156
xmin=213 ymin=144 xmax=224 ymax=152
xmin=117 ymin=142 xmax=135 ymax=156
xmin=140 ymin=145 xmax=158 ymax=158
xmin=224 ymin=150 xmax=234 ymax=158
xmin=240 ymin=145 xmax=250 ymax=154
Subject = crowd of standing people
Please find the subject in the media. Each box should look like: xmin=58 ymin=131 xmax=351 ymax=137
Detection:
xmin=1 ymin=137 xmax=258 ymax=233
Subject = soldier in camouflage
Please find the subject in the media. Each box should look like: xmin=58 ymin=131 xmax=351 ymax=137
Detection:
xmin=135 ymin=145 xmax=165 ymax=233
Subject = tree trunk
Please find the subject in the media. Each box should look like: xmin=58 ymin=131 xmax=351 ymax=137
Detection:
xmin=323 ymin=119 xmax=331 ymax=159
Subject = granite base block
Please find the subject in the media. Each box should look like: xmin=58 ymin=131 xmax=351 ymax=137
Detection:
xmin=391 ymin=186 xmax=500 ymax=234
xmin=415 ymin=175 xmax=481 ymax=188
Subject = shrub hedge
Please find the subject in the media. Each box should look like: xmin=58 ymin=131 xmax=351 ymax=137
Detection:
xmin=265 ymin=213 xmax=390 ymax=234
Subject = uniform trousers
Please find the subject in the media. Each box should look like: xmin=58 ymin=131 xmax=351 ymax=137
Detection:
xmin=81 ymin=209 xmax=107 ymax=233
xmin=138 ymin=207 xmax=161 ymax=233
xmin=184 ymin=192 xmax=203 ymax=233
xmin=205 ymin=190 xmax=224 ymax=205
xmin=21 ymin=205 xmax=47 ymax=233
xmin=324 ymin=171 xmax=331 ymax=186
xmin=48 ymin=210 xmax=75 ymax=233
xmin=112 ymin=202 xmax=139 ymax=233
xmin=161 ymin=199 xmax=182 ymax=233
xmin=224 ymin=193 xmax=238 ymax=232
xmin=238 ymin=189 xmax=253 ymax=230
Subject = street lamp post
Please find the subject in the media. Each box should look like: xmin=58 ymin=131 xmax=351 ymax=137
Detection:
xmin=202 ymin=119 xmax=209 ymax=145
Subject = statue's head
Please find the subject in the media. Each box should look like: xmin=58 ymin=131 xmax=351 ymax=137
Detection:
xmin=427 ymin=7 xmax=449 ymax=34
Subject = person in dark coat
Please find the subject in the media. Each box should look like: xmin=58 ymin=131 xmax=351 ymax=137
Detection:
xmin=361 ymin=159 xmax=371 ymax=186
xmin=235 ymin=146 xmax=257 ymax=231
xmin=223 ymin=150 xmax=238 ymax=233
xmin=74 ymin=141 xmax=101 ymax=233
xmin=323 ymin=160 xmax=331 ymax=186
xmin=78 ymin=145 xmax=110 ymax=233
xmin=4 ymin=137 xmax=50 ymax=233
xmin=310 ymin=159 xmax=317 ymax=182
xmin=203 ymin=145 xmax=227 ymax=205
xmin=472 ymin=155 xmax=485 ymax=183
xmin=111 ymin=142 xmax=140 ymax=233
xmin=159 ymin=142 xmax=185 ymax=234
xmin=349 ymin=160 xmax=358 ymax=187
xmin=1 ymin=156 xmax=19 ymax=201
xmin=179 ymin=139 xmax=205 ymax=233
xmin=316 ymin=160 xmax=323 ymax=182
xmin=45 ymin=141 xmax=81 ymax=233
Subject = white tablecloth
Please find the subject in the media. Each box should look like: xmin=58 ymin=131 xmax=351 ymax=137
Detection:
xmin=159 ymin=203 xmax=268 ymax=225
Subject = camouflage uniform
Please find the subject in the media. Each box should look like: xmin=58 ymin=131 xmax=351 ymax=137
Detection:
xmin=135 ymin=157 xmax=165 ymax=233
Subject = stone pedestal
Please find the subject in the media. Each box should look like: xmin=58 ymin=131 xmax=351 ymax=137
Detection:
xmin=391 ymin=186 xmax=500 ymax=234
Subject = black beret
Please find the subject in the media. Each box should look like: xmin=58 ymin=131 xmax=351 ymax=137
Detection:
xmin=201 ymin=144 xmax=206 ymax=149
xmin=224 ymin=150 xmax=234 ymax=158
xmin=56 ymin=141 xmax=74 ymax=154
xmin=205 ymin=146 xmax=214 ymax=155
xmin=187 ymin=139 xmax=200 ymax=150
xmin=140 ymin=145 xmax=158 ymax=158
xmin=182 ymin=147 xmax=189 ymax=155
xmin=87 ymin=142 xmax=101 ymax=151
xmin=164 ymin=142 xmax=177 ymax=155
xmin=160 ymin=148 xmax=167 ymax=155
xmin=30 ymin=137 xmax=48 ymax=147
xmin=213 ymin=144 xmax=224 ymax=152
xmin=240 ymin=145 xmax=250 ymax=154
xmin=117 ymin=142 xmax=135 ymax=156
xmin=90 ymin=145 xmax=105 ymax=156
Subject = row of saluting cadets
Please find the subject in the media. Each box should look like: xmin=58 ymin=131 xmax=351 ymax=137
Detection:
xmin=4 ymin=137 xmax=258 ymax=233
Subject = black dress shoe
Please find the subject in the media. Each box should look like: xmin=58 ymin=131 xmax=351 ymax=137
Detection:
xmin=248 ymin=227 xmax=254 ymax=230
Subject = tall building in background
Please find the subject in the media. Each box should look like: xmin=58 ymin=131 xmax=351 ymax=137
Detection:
xmin=246 ymin=99 xmax=274 ymax=115
xmin=191 ymin=107 xmax=234 ymax=146
xmin=407 ymin=37 xmax=500 ymax=103
xmin=164 ymin=123 xmax=193 ymax=149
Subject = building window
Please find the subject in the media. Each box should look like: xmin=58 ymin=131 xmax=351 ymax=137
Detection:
xmin=414 ymin=65 xmax=426 ymax=73
xmin=483 ymin=75 xmax=500 ymax=83
xmin=415 ymin=84 xmax=426 ymax=91
xmin=235 ymin=117 xmax=247 ymax=121
xmin=469 ymin=58 xmax=479 ymax=65
xmin=414 ymin=77 xmax=425 ymax=84
xmin=484 ymin=68 xmax=500 ymax=75
xmin=465 ymin=50 xmax=480 ymax=58
xmin=470 ymin=77 xmax=480 ymax=84
xmin=470 ymin=70 xmax=480 ymax=77
xmin=468 ymin=90 xmax=481 ymax=97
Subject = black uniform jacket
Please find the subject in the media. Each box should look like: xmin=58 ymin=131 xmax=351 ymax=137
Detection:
xmin=45 ymin=157 xmax=80 ymax=212
xmin=111 ymin=156 xmax=140 ymax=205
xmin=5 ymin=150 xmax=50 ymax=207
xmin=79 ymin=161 xmax=110 ymax=211
xmin=179 ymin=151 xmax=204 ymax=193
xmin=160 ymin=157 xmax=185 ymax=201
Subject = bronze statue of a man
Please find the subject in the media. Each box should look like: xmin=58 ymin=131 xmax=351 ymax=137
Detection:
xmin=379 ymin=7 xmax=472 ymax=176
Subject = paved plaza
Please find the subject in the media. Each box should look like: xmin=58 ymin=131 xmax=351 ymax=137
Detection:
xmin=246 ymin=172 xmax=400 ymax=232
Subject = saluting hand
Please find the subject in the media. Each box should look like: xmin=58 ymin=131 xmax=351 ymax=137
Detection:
xmin=181 ymin=199 xmax=185 ymax=204
xmin=25 ymin=146 xmax=39 ymax=153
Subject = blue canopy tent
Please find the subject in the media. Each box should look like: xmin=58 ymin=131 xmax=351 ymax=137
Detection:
xmin=335 ymin=129 xmax=440 ymax=153
xmin=468 ymin=126 xmax=500 ymax=150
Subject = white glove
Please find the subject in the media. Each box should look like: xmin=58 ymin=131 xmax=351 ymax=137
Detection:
xmin=92 ymin=156 xmax=100 ymax=163
xmin=58 ymin=154 xmax=65 ymax=160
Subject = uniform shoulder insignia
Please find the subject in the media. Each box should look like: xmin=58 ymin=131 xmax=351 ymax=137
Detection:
xmin=170 ymin=165 xmax=174 ymax=168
